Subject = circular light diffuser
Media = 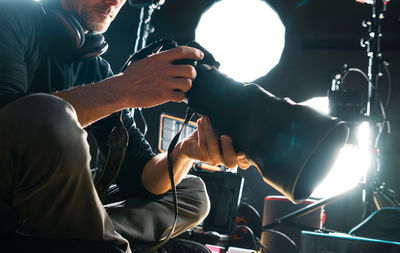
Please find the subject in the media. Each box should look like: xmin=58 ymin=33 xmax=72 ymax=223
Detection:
xmin=195 ymin=0 xmax=285 ymax=82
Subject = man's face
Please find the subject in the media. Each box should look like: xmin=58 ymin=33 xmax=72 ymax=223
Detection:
xmin=60 ymin=0 xmax=126 ymax=33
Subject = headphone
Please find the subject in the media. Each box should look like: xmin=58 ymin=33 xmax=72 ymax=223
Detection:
xmin=41 ymin=3 xmax=109 ymax=60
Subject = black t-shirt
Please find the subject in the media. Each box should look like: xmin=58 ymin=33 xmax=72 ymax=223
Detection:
xmin=0 ymin=1 xmax=156 ymax=198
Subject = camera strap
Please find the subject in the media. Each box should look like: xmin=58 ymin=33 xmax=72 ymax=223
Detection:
xmin=95 ymin=105 xmax=194 ymax=252
xmin=94 ymin=40 xmax=173 ymax=201
xmin=141 ymin=107 xmax=195 ymax=252
xmin=95 ymin=39 xmax=195 ymax=251
xmin=94 ymin=112 xmax=129 ymax=200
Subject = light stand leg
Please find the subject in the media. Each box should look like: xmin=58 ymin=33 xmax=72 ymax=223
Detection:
xmin=261 ymin=186 xmax=359 ymax=231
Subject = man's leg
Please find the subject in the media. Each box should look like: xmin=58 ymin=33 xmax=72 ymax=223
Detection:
xmin=105 ymin=174 xmax=210 ymax=244
xmin=0 ymin=94 xmax=130 ymax=251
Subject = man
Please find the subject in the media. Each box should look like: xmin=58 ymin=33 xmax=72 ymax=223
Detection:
xmin=0 ymin=0 xmax=250 ymax=251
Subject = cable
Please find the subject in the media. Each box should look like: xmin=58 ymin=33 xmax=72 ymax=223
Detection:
xmin=120 ymin=59 xmax=148 ymax=137
xmin=262 ymin=229 xmax=297 ymax=250
xmin=382 ymin=61 xmax=392 ymax=110
xmin=375 ymin=101 xmax=387 ymax=146
xmin=137 ymin=108 xmax=148 ymax=136
xmin=342 ymin=65 xmax=392 ymax=117
xmin=374 ymin=100 xmax=391 ymax=157
xmin=140 ymin=108 xmax=194 ymax=253
xmin=234 ymin=225 xmax=258 ymax=251
xmin=340 ymin=66 xmax=393 ymax=131
xmin=234 ymin=225 xmax=298 ymax=253
xmin=342 ymin=67 xmax=371 ymax=88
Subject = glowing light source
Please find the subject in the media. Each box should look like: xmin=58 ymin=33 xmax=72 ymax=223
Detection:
xmin=195 ymin=0 xmax=285 ymax=82
xmin=302 ymin=97 xmax=371 ymax=198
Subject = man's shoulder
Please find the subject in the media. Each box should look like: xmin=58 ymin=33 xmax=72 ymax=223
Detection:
xmin=0 ymin=0 xmax=42 ymax=32
xmin=0 ymin=0 xmax=41 ymax=18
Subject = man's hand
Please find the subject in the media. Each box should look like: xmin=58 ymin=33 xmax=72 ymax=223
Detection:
xmin=117 ymin=46 xmax=204 ymax=109
xmin=141 ymin=116 xmax=251 ymax=195
xmin=178 ymin=116 xmax=251 ymax=170
xmin=54 ymin=46 xmax=204 ymax=127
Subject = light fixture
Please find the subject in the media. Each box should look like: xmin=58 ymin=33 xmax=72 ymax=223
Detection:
xmin=301 ymin=97 xmax=371 ymax=199
xmin=195 ymin=0 xmax=285 ymax=82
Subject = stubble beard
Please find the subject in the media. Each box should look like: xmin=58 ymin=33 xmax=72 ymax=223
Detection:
xmin=79 ymin=10 xmax=111 ymax=33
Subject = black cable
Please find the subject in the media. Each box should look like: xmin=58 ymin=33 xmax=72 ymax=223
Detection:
xmin=340 ymin=64 xmax=392 ymax=151
xmin=234 ymin=225 xmax=258 ymax=251
xmin=342 ymin=64 xmax=392 ymax=120
xmin=137 ymin=108 xmax=148 ymax=136
xmin=375 ymin=100 xmax=390 ymax=148
xmin=382 ymin=61 xmax=392 ymax=110
xmin=341 ymin=65 xmax=392 ymax=136
xmin=342 ymin=67 xmax=371 ymax=88
xmin=117 ymin=39 xmax=188 ymax=252
xmin=140 ymin=108 xmax=194 ymax=252
xmin=262 ymin=229 xmax=297 ymax=250
xmin=120 ymin=58 xmax=148 ymax=137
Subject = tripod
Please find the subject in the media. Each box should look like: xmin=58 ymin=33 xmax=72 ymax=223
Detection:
xmin=261 ymin=0 xmax=398 ymax=234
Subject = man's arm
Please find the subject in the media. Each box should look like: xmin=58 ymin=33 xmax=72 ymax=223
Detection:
xmin=0 ymin=2 xmax=36 ymax=108
xmin=55 ymin=46 xmax=204 ymax=127
xmin=141 ymin=116 xmax=251 ymax=195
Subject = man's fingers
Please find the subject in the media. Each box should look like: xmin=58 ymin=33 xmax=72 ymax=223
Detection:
xmin=196 ymin=118 xmax=208 ymax=160
xmin=169 ymin=64 xmax=197 ymax=80
xmin=198 ymin=117 xmax=223 ymax=165
xmin=221 ymin=135 xmax=237 ymax=168
xmin=237 ymin=152 xmax=251 ymax=169
xmin=169 ymin=77 xmax=192 ymax=93
xmin=195 ymin=116 xmax=251 ymax=169
xmin=168 ymin=90 xmax=186 ymax=103
xmin=160 ymin=46 xmax=204 ymax=62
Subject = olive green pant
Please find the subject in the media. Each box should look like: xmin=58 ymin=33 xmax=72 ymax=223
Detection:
xmin=0 ymin=94 xmax=210 ymax=251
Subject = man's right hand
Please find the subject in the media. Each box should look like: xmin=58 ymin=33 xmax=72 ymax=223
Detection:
xmin=54 ymin=46 xmax=204 ymax=127
xmin=116 ymin=46 xmax=204 ymax=109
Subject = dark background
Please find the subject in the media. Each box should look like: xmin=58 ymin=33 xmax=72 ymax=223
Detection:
xmin=102 ymin=0 xmax=400 ymax=233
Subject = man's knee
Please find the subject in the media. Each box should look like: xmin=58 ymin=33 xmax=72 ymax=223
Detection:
xmin=178 ymin=175 xmax=211 ymax=225
xmin=2 ymin=93 xmax=79 ymax=132
xmin=1 ymin=93 xmax=89 ymax=176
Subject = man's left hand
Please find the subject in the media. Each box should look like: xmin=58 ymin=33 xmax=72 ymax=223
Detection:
xmin=179 ymin=116 xmax=251 ymax=170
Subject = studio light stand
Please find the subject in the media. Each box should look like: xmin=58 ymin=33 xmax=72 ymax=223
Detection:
xmin=358 ymin=0 xmax=400 ymax=218
xmin=261 ymin=0 xmax=398 ymax=237
xmin=128 ymin=0 xmax=166 ymax=52
xmin=127 ymin=0 xmax=166 ymax=136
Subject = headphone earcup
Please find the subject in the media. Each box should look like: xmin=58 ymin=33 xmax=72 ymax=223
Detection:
xmin=77 ymin=34 xmax=109 ymax=60
xmin=48 ymin=9 xmax=85 ymax=50
xmin=45 ymin=9 xmax=108 ymax=60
